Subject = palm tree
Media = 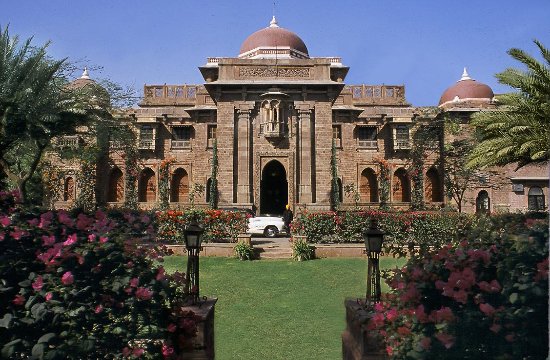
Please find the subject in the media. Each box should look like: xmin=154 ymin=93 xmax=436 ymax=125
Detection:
xmin=468 ymin=40 xmax=550 ymax=169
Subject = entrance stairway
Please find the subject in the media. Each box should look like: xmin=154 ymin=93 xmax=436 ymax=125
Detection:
xmin=254 ymin=238 xmax=293 ymax=259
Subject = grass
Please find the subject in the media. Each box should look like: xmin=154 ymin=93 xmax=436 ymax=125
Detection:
xmin=162 ymin=256 xmax=406 ymax=360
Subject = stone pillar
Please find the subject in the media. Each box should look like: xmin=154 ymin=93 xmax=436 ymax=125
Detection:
xmin=296 ymin=102 xmax=314 ymax=204
xmin=236 ymin=104 xmax=254 ymax=205
xmin=179 ymin=297 xmax=218 ymax=360
xmin=342 ymin=299 xmax=387 ymax=360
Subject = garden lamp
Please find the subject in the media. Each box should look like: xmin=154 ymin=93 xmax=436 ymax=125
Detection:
xmin=184 ymin=219 xmax=205 ymax=305
xmin=362 ymin=219 xmax=385 ymax=307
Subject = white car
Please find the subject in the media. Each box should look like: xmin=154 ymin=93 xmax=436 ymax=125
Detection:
xmin=247 ymin=214 xmax=286 ymax=238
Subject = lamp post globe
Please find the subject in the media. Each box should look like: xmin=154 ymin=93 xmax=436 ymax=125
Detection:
xmin=184 ymin=219 xmax=205 ymax=305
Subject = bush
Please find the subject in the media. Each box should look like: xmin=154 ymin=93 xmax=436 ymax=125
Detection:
xmin=291 ymin=210 xmax=473 ymax=257
xmin=368 ymin=216 xmax=549 ymax=359
xmin=156 ymin=209 xmax=249 ymax=243
xmin=234 ymin=242 xmax=254 ymax=261
xmin=292 ymin=240 xmax=314 ymax=261
xmin=0 ymin=191 xmax=198 ymax=359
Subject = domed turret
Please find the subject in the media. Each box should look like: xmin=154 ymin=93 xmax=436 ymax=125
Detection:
xmin=439 ymin=68 xmax=494 ymax=107
xmin=239 ymin=16 xmax=309 ymax=59
xmin=68 ymin=68 xmax=110 ymax=107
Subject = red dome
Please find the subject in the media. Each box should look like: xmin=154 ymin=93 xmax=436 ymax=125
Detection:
xmin=439 ymin=69 xmax=493 ymax=105
xmin=239 ymin=18 xmax=308 ymax=57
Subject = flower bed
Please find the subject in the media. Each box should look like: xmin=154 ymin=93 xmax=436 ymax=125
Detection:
xmin=0 ymin=191 xmax=198 ymax=359
xmin=368 ymin=215 xmax=549 ymax=359
xmin=156 ymin=209 xmax=249 ymax=243
xmin=291 ymin=210 xmax=477 ymax=257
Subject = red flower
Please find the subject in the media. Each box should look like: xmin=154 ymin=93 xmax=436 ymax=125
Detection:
xmin=419 ymin=337 xmax=431 ymax=350
xmin=479 ymin=303 xmax=496 ymax=317
xmin=32 ymin=276 xmax=44 ymax=292
xmin=61 ymin=271 xmax=74 ymax=285
xmin=135 ymin=287 xmax=153 ymax=301
xmin=12 ymin=294 xmax=25 ymax=306
xmin=435 ymin=332 xmax=455 ymax=349
xmin=63 ymin=233 xmax=78 ymax=246
xmin=162 ymin=343 xmax=174 ymax=357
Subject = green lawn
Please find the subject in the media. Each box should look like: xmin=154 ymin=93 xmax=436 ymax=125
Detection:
xmin=162 ymin=257 xmax=405 ymax=360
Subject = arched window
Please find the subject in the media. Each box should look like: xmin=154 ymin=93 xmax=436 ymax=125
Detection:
xmin=360 ymin=168 xmax=379 ymax=202
xmin=476 ymin=190 xmax=490 ymax=214
xmin=107 ymin=168 xmax=124 ymax=202
xmin=393 ymin=168 xmax=411 ymax=202
xmin=170 ymin=168 xmax=188 ymax=203
xmin=63 ymin=177 xmax=75 ymax=201
xmin=138 ymin=168 xmax=156 ymax=203
xmin=528 ymin=187 xmax=545 ymax=211
xmin=425 ymin=167 xmax=443 ymax=202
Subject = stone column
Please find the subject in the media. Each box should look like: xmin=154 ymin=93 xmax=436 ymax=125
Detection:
xmin=296 ymin=102 xmax=314 ymax=204
xmin=236 ymin=103 xmax=254 ymax=205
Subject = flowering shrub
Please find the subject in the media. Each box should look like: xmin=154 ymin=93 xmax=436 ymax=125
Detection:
xmin=157 ymin=209 xmax=249 ymax=243
xmin=368 ymin=216 xmax=548 ymax=359
xmin=291 ymin=210 xmax=474 ymax=257
xmin=0 ymin=191 xmax=199 ymax=359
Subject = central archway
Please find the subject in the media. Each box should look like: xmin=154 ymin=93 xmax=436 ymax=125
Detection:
xmin=260 ymin=160 xmax=288 ymax=215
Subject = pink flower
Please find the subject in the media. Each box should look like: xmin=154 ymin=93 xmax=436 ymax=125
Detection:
xmin=10 ymin=228 xmax=25 ymax=240
xmin=45 ymin=292 xmax=53 ymax=301
xmin=39 ymin=212 xmax=53 ymax=228
xmin=167 ymin=323 xmax=177 ymax=333
xmin=435 ymin=332 xmax=455 ymax=349
xmin=63 ymin=233 xmax=78 ymax=246
xmin=477 ymin=280 xmax=502 ymax=293
xmin=132 ymin=348 xmax=144 ymax=357
xmin=490 ymin=323 xmax=501 ymax=333
xmin=419 ymin=337 xmax=431 ymax=350
xmin=129 ymin=278 xmax=139 ymax=287
xmin=13 ymin=294 xmax=25 ymax=306
xmin=122 ymin=347 xmax=131 ymax=357
xmin=386 ymin=308 xmax=398 ymax=322
xmin=0 ymin=215 xmax=10 ymax=227
xmin=88 ymin=234 xmax=96 ymax=242
xmin=0 ymin=232 xmax=4 ymax=241
xmin=57 ymin=211 xmax=74 ymax=226
xmin=434 ymin=307 xmax=455 ymax=323
xmin=135 ymin=287 xmax=153 ymax=301
xmin=61 ymin=271 xmax=74 ymax=285
xmin=42 ymin=235 xmax=56 ymax=246
xmin=32 ymin=276 xmax=44 ymax=292
xmin=76 ymin=213 xmax=93 ymax=230
xmin=479 ymin=303 xmax=496 ymax=317
xmin=161 ymin=344 xmax=174 ymax=357
xmin=99 ymin=236 xmax=108 ymax=243
xmin=95 ymin=305 xmax=104 ymax=314
xmin=27 ymin=218 xmax=39 ymax=226
xmin=156 ymin=267 xmax=167 ymax=281
xmin=373 ymin=302 xmax=385 ymax=312
xmin=397 ymin=326 xmax=411 ymax=336
xmin=386 ymin=346 xmax=393 ymax=356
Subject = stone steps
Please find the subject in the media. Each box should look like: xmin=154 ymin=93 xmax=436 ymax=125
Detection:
xmin=256 ymin=244 xmax=293 ymax=259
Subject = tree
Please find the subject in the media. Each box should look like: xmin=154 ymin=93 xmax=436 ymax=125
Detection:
xmin=209 ymin=139 xmax=219 ymax=209
xmin=0 ymin=26 xmax=101 ymax=203
xmin=468 ymin=40 xmax=550 ymax=169
xmin=330 ymin=138 xmax=340 ymax=211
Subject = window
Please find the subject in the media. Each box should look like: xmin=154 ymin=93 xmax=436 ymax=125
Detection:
xmin=139 ymin=126 xmax=155 ymax=150
xmin=260 ymin=100 xmax=289 ymax=138
xmin=357 ymin=126 xmax=377 ymax=148
xmin=528 ymin=187 xmax=545 ymax=211
xmin=63 ymin=177 xmax=75 ymax=202
xmin=138 ymin=168 xmax=156 ymax=203
xmin=171 ymin=168 xmax=189 ymax=202
xmin=393 ymin=168 xmax=411 ymax=202
xmin=476 ymin=190 xmax=490 ymax=214
xmin=360 ymin=168 xmax=378 ymax=202
xmin=207 ymin=125 xmax=217 ymax=148
xmin=332 ymin=125 xmax=342 ymax=148
xmin=394 ymin=125 xmax=410 ymax=149
xmin=172 ymin=126 xmax=192 ymax=149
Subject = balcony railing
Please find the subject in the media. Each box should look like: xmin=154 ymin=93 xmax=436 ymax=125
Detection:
xmin=261 ymin=122 xmax=288 ymax=138
xmin=358 ymin=140 xmax=378 ymax=149
xmin=56 ymin=136 xmax=80 ymax=148
xmin=394 ymin=139 xmax=411 ymax=150
xmin=138 ymin=140 xmax=155 ymax=150
xmin=171 ymin=140 xmax=191 ymax=149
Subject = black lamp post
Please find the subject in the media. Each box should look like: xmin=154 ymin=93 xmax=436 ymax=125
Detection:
xmin=183 ymin=219 xmax=205 ymax=305
xmin=362 ymin=219 xmax=385 ymax=308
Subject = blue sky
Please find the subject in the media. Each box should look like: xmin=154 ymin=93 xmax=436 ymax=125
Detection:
xmin=2 ymin=0 xmax=549 ymax=106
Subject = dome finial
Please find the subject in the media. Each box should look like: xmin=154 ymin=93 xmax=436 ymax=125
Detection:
xmin=270 ymin=15 xmax=279 ymax=28
xmin=460 ymin=67 xmax=472 ymax=81
xmin=81 ymin=67 xmax=90 ymax=80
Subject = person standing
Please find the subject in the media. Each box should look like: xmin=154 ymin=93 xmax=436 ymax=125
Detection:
xmin=282 ymin=204 xmax=293 ymax=235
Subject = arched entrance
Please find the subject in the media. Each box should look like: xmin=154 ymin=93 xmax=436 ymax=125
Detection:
xmin=260 ymin=160 xmax=288 ymax=215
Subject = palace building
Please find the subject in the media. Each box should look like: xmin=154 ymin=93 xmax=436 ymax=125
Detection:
xmin=51 ymin=17 xmax=548 ymax=214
